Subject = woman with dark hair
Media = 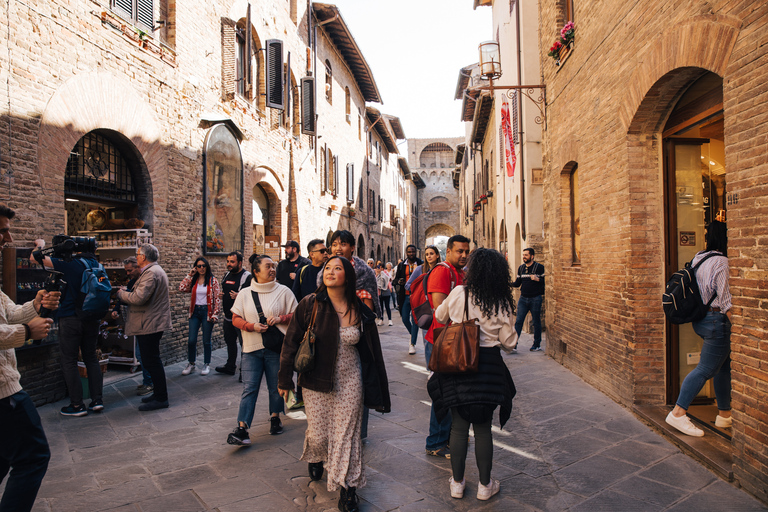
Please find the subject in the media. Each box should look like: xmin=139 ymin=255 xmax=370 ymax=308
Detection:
xmin=375 ymin=263 xmax=393 ymax=326
xmin=179 ymin=256 xmax=221 ymax=376
xmin=404 ymin=245 xmax=441 ymax=293
xmin=226 ymin=254 xmax=297 ymax=445
xmin=666 ymin=220 xmax=733 ymax=437
xmin=427 ymin=248 xmax=517 ymax=501
xmin=278 ymin=256 xmax=391 ymax=512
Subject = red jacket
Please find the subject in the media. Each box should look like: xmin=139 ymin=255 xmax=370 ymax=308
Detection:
xmin=179 ymin=272 xmax=222 ymax=322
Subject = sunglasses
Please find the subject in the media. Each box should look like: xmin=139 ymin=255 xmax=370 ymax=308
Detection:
xmin=195 ymin=264 xmax=207 ymax=268
xmin=311 ymin=248 xmax=328 ymax=254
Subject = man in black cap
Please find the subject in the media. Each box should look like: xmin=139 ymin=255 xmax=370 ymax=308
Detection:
xmin=276 ymin=240 xmax=310 ymax=290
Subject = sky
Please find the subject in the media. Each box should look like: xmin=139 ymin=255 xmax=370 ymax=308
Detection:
xmin=327 ymin=0 xmax=492 ymax=139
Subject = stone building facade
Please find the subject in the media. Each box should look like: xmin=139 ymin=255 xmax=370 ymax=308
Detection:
xmin=538 ymin=0 xmax=768 ymax=501
xmin=0 ymin=1 xmax=414 ymax=404
xmin=407 ymin=138 xmax=463 ymax=255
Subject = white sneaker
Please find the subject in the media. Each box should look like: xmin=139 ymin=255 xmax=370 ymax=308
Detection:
xmin=376 ymin=319 xmax=383 ymax=326
xmin=477 ymin=479 xmax=500 ymax=501
xmin=449 ymin=477 xmax=465 ymax=499
xmin=388 ymin=320 xmax=393 ymax=326
xmin=201 ymin=364 xmax=210 ymax=376
xmin=182 ymin=363 xmax=195 ymax=376
xmin=715 ymin=414 xmax=732 ymax=428
xmin=665 ymin=411 xmax=704 ymax=437
xmin=408 ymin=345 xmax=416 ymax=355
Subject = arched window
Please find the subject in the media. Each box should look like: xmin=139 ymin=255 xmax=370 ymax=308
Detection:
xmin=345 ymin=87 xmax=351 ymax=124
xmin=325 ymin=60 xmax=333 ymax=104
xmin=204 ymin=124 xmax=244 ymax=254
xmin=570 ymin=164 xmax=580 ymax=264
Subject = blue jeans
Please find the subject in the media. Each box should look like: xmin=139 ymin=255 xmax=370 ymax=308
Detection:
xmin=400 ymin=296 xmax=419 ymax=347
xmin=515 ymin=295 xmax=543 ymax=347
xmin=676 ymin=311 xmax=731 ymax=411
xmin=0 ymin=391 xmax=50 ymax=512
xmin=424 ymin=340 xmax=452 ymax=450
xmin=188 ymin=305 xmax=213 ymax=364
xmin=237 ymin=349 xmax=284 ymax=428
xmin=134 ymin=341 xmax=153 ymax=387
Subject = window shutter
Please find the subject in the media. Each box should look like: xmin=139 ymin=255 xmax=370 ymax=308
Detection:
xmin=265 ymin=39 xmax=285 ymax=110
xmin=323 ymin=145 xmax=329 ymax=192
xmin=245 ymin=4 xmax=252 ymax=97
xmin=390 ymin=205 xmax=396 ymax=225
xmin=136 ymin=0 xmax=153 ymax=29
xmin=333 ymin=156 xmax=339 ymax=196
xmin=511 ymin=91 xmax=519 ymax=145
xmin=347 ymin=163 xmax=354 ymax=202
xmin=284 ymin=52 xmax=291 ymax=126
xmin=113 ymin=0 xmax=132 ymax=19
xmin=300 ymin=77 xmax=316 ymax=135
xmin=222 ymin=21 xmax=237 ymax=100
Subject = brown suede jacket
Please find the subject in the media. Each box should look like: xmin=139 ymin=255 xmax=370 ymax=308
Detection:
xmin=278 ymin=291 xmax=391 ymax=413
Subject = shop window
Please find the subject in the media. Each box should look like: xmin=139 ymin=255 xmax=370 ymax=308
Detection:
xmin=66 ymin=131 xmax=136 ymax=203
xmin=325 ymin=60 xmax=333 ymax=104
xmin=570 ymin=164 xmax=580 ymax=264
xmin=112 ymin=0 xmax=154 ymax=31
xmin=203 ymin=124 xmax=244 ymax=254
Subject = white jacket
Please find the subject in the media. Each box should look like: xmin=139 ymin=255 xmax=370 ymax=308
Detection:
xmin=0 ymin=293 xmax=38 ymax=399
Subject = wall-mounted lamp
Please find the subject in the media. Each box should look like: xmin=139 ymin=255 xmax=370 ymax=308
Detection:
xmin=479 ymin=41 xmax=502 ymax=80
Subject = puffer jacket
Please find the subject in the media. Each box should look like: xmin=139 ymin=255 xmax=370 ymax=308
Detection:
xmin=278 ymin=291 xmax=391 ymax=413
xmin=427 ymin=346 xmax=516 ymax=427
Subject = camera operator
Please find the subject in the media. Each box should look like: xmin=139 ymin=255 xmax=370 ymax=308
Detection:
xmin=0 ymin=203 xmax=60 ymax=512
xmin=31 ymin=238 xmax=104 ymax=417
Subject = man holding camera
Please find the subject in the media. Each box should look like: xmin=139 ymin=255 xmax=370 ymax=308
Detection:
xmin=32 ymin=238 xmax=104 ymax=417
xmin=0 ymin=203 xmax=60 ymax=512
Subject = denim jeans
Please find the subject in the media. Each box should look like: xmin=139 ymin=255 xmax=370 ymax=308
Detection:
xmin=58 ymin=316 xmax=102 ymax=406
xmin=187 ymin=305 xmax=213 ymax=364
xmin=0 ymin=391 xmax=50 ymax=512
xmin=134 ymin=341 xmax=152 ymax=387
xmin=676 ymin=311 xmax=731 ymax=411
xmin=137 ymin=332 xmax=168 ymax=402
xmin=400 ymin=296 xmax=419 ymax=347
xmin=237 ymin=349 xmax=284 ymax=428
xmin=515 ymin=295 xmax=543 ymax=347
xmin=424 ymin=340 xmax=452 ymax=450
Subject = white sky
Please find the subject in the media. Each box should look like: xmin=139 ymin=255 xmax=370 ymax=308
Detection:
xmin=328 ymin=0 xmax=492 ymax=139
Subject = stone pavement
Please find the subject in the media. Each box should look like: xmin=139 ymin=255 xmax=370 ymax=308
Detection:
xmin=10 ymin=319 xmax=767 ymax=511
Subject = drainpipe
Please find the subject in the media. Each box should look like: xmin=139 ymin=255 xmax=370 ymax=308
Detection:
xmin=515 ymin=0 xmax=526 ymax=241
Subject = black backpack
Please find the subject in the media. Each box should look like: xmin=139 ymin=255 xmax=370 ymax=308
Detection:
xmin=662 ymin=253 xmax=718 ymax=324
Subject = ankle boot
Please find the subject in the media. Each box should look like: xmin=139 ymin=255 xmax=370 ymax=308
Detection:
xmin=338 ymin=486 xmax=358 ymax=512
xmin=308 ymin=461 xmax=324 ymax=481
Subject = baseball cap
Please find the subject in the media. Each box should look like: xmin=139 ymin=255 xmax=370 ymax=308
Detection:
xmin=282 ymin=240 xmax=300 ymax=250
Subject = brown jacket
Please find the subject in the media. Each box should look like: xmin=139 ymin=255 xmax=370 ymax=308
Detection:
xmin=116 ymin=262 xmax=173 ymax=336
xmin=279 ymin=292 xmax=391 ymax=413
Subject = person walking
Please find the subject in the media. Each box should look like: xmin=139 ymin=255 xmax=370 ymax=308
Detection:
xmin=0 ymin=203 xmax=60 ymax=512
xmin=279 ymin=255 xmax=390 ymax=512
xmin=394 ymin=245 xmax=422 ymax=355
xmin=276 ymin=241 xmax=310 ymax=290
xmin=215 ymin=252 xmax=251 ymax=376
xmin=292 ymin=239 xmax=328 ymax=302
xmin=385 ymin=262 xmax=397 ymax=309
xmin=666 ymin=220 xmax=732 ymax=437
xmin=512 ymin=248 xmax=545 ymax=351
xmin=404 ymin=245 xmax=441 ymax=294
xmin=179 ymin=257 xmax=221 ymax=376
xmin=117 ymin=244 xmax=173 ymax=411
xmin=423 ymin=236 xmax=470 ymax=459
xmin=376 ymin=263 xmax=392 ymax=326
xmin=428 ymin=248 xmax=517 ymax=501
xmin=227 ymin=254 xmax=297 ymax=446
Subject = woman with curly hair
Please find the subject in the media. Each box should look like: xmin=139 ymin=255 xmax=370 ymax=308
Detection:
xmin=427 ymin=248 xmax=517 ymax=501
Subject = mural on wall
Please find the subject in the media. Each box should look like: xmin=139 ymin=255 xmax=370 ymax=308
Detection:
xmin=204 ymin=124 xmax=243 ymax=254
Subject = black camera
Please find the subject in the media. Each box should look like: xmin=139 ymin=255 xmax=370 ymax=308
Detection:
xmin=32 ymin=234 xmax=98 ymax=263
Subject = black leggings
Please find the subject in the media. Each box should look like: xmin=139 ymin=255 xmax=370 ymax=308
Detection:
xmin=449 ymin=407 xmax=493 ymax=485
xmin=379 ymin=295 xmax=391 ymax=320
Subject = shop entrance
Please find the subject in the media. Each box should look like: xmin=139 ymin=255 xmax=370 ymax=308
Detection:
xmin=663 ymin=72 xmax=728 ymax=435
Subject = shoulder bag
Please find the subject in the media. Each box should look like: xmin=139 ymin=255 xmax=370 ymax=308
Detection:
xmin=294 ymin=297 xmax=320 ymax=373
xmin=428 ymin=289 xmax=480 ymax=374
xmin=251 ymin=291 xmax=285 ymax=353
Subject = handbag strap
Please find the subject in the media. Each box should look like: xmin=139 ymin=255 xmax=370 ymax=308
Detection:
xmin=251 ymin=290 xmax=267 ymax=324
xmin=463 ymin=287 xmax=470 ymax=322
xmin=307 ymin=297 xmax=319 ymax=330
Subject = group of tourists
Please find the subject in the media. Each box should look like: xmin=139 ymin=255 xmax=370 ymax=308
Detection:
xmin=1 ymin=195 xmax=733 ymax=511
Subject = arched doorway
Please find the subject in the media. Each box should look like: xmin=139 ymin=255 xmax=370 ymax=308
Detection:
xmin=499 ymin=220 xmax=508 ymax=260
xmin=252 ymin=182 xmax=280 ymax=259
xmin=425 ymin=223 xmax=455 ymax=260
xmin=357 ymin=234 xmax=366 ymax=259
xmin=376 ymin=244 xmax=381 ymax=263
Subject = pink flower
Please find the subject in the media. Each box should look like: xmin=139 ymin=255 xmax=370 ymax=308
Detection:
xmin=561 ymin=21 xmax=575 ymax=40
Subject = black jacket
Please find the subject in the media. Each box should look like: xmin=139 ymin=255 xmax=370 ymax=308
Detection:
xmin=393 ymin=258 xmax=423 ymax=307
xmin=427 ymin=346 xmax=516 ymax=427
xmin=279 ymin=291 xmax=391 ymax=413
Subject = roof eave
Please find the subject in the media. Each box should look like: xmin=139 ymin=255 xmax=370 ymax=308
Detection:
xmin=471 ymin=92 xmax=493 ymax=145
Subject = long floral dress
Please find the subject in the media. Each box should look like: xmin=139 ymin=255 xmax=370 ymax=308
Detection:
xmin=301 ymin=325 xmax=365 ymax=491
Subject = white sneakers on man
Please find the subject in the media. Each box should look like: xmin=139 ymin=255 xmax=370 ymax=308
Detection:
xmin=449 ymin=477 xmax=465 ymax=499
xmin=182 ymin=363 xmax=195 ymax=376
xmin=388 ymin=320 xmax=393 ymax=326
xmin=201 ymin=364 xmax=211 ymax=376
xmin=715 ymin=414 xmax=733 ymax=428
xmin=477 ymin=479 xmax=500 ymax=500
xmin=665 ymin=411 xmax=704 ymax=437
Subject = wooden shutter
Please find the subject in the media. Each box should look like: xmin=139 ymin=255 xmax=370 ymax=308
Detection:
xmin=113 ymin=0 xmax=132 ymax=19
xmin=265 ymin=39 xmax=284 ymax=109
xmin=300 ymin=77 xmax=315 ymax=135
xmin=137 ymin=0 xmax=153 ymax=29
xmin=333 ymin=156 xmax=339 ymax=196
xmin=284 ymin=52 xmax=291 ymax=126
xmin=347 ymin=163 xmax=354 ymax=202
xmin=245 ymin=4 xmax=252 ymax=97
xmin=323 ymin=145 xmax=329 ymax=192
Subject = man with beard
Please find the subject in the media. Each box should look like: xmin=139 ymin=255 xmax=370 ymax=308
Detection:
xmin=216 ymin=251 xmax=251 ymax=375
xmin=276 ymin=241 xmax=310 ymax=290
xmin=512 ymin=248 xmax=545 ymax=352
xmin=393 ymin=245 xmax=423 ymax=355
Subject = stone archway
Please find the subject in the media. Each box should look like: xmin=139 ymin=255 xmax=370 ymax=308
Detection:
xmin=251 ymin=181 xmax=281 ymax=258
xmin=357 ymin=234 xmax=366 ymax=259
xmin=425 ymin=223 xmax=455 ymax=242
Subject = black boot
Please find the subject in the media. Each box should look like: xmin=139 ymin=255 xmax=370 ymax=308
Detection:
xmin=338 ymin=486 xmax=358 ymax=512
xmin=308 ymin=462 xmax=324 ymax=481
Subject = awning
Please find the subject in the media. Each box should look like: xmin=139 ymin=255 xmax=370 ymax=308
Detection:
xmin=470 ymin=92 xmax=493 ymax=145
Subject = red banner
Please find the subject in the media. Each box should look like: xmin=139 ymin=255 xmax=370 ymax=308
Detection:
xmin=501 ymin=99 xmax=516 ymax=179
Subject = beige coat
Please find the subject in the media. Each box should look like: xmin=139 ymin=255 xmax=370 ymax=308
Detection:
xmin=117 ymin=262 xmax=173 ymax=336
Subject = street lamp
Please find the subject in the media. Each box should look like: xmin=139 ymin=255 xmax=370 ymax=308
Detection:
xmin=478 ymin=41 xmax=502 ymax=80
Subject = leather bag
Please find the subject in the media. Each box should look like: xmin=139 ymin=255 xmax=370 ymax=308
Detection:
xmin=294 ymin=298 xmax=320 ymax=373
xmin=251 ymin=291 xmax=284 ymax=353
xmin=428 ymin=290 xmax=480 ymax=374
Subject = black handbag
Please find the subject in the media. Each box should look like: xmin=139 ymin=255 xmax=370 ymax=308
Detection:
xmin=251 ymin=291 xmax=284 ymax=353
xmin=294 ymin=298 xmax=319 ymax=373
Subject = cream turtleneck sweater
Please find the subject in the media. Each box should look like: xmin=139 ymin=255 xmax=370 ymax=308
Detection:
xmin=0 ymin=293 xmax=38 ymax=399
xmin=230 ymin=279 xmax=298 ymax=353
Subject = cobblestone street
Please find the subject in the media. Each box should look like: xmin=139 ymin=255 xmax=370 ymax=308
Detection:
xmin=14 ymin=320 xmax=767 ymax=511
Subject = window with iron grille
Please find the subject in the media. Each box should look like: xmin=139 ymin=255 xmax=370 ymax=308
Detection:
xmin=112 ymin=0 xmax=154 ymax=31
xmin=66 ymin=131 xmax=136 ymax=204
